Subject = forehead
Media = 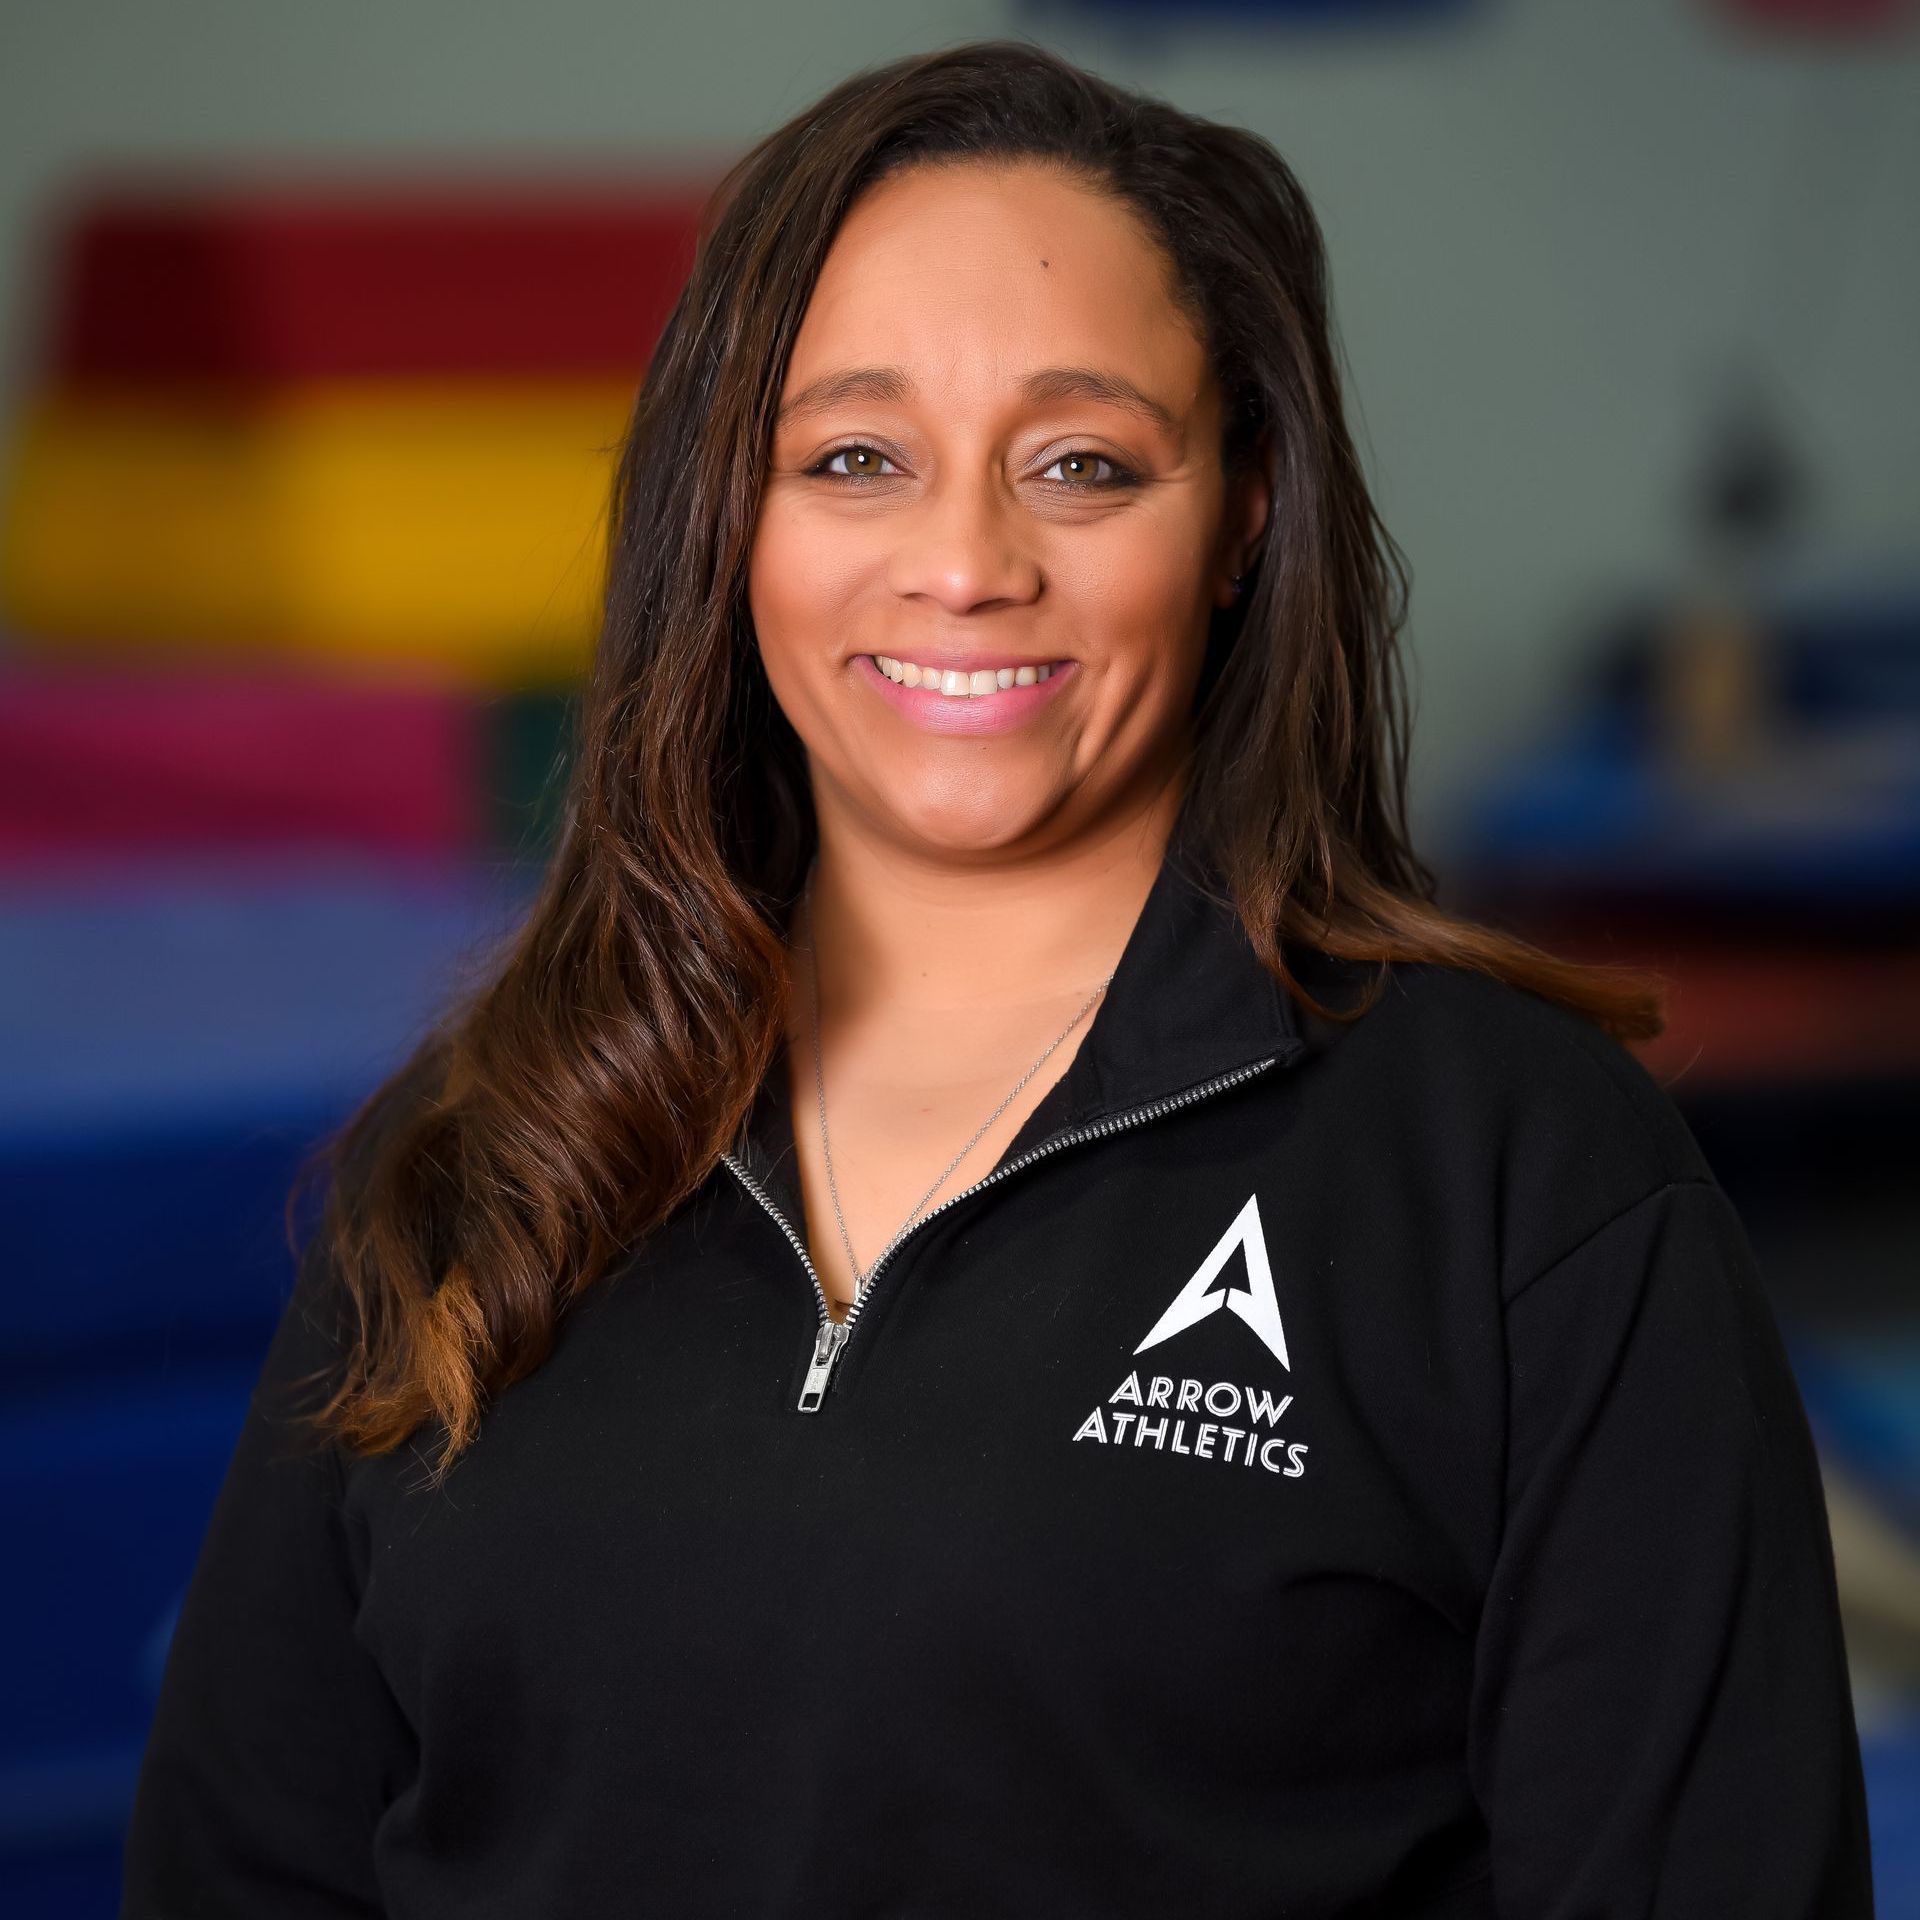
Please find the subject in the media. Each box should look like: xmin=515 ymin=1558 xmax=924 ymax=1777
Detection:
xmin=784 ymin=160 xmax=1212 ymax=408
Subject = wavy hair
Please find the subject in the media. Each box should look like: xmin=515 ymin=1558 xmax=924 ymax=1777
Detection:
xmin=287 ymin=39 xmax=1666 ymax=1485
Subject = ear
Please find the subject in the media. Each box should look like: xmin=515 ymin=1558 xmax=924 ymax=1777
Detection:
xmin=1212 ymin=430 xmax=1275 ymax=609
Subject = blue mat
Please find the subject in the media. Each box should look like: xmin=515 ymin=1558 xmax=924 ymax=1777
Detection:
xmin=1 ymin=855 xmax=537 ymax=1377
xmin=0 ymin=855 xmax=540 ymax=1895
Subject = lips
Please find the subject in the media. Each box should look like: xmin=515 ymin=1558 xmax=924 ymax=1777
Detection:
xmin=856 ymin=651 xmax=1076 ymax=734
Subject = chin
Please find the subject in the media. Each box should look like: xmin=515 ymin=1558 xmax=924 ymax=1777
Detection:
xmin=872 ymin=787 xmax=1061 ymax=860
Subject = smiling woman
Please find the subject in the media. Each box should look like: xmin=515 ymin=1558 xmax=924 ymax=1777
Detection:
xmin=751 ymin=163 xmax=1259 ymax=779
xmin=121 ymin=38 xmax=1874 ymax=1920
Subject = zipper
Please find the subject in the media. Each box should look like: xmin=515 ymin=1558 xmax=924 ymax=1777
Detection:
xmin=722 ymin=1048 xmax=1291 ymax=1414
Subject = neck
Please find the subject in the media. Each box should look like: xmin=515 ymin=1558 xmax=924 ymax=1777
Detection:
xmin=797 ymin=783 xmax=1188 ymax=1041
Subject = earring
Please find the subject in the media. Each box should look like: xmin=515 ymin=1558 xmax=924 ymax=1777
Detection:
xmin=1229 ymin=573 xmax=1246 ymax=601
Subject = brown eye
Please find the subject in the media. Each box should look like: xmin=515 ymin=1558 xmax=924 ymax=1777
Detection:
xmin=1042 ymin=451 xmax=1134 ymax=488
xmin=814 ymin=445 xmax=899 ymax=480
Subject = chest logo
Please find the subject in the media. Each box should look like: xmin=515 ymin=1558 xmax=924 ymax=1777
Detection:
xmin=1069 ymin=1191 xmax=1310 ymax=1479
xmin=1133 ymin=1190 xmax=1290 ymax=1370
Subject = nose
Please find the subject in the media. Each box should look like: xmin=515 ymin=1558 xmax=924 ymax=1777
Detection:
xmin=884 ymin=468 xmax=1043 ymax=616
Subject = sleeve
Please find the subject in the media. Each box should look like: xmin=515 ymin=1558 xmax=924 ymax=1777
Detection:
xmin=120 ymin=1238 xmax=417 ymax=1919
xmin=1467 ymin=1176 xmax=1877 ymax=1918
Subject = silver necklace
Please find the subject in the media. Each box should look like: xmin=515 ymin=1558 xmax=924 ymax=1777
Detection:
xmin=800 ymin=864 xmax=1116 ymax=1304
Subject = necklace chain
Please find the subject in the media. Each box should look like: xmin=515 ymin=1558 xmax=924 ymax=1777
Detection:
xmin=801 ymin=863 xmax=1115 ymax=1306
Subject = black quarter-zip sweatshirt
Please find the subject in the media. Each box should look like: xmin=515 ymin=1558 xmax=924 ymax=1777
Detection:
xmin=122 ymin=828 xmax=1876 ymax=1918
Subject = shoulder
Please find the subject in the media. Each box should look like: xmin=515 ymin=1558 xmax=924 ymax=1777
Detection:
xmin=1290 ymin=950 xmax=1718 ymax=1296
xmin=1366 ymin=957 xmax=1707 ymax=1186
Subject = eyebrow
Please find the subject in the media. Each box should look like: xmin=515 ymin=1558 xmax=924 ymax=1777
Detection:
xmin=774 ymin=364 xmax=1180 ymax=436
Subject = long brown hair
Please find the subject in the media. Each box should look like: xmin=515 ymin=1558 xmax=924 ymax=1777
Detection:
xmin=287 ymin=39 xmax=1665 ymax=1484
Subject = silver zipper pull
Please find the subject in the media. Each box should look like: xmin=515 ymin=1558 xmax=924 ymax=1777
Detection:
xmin=798 ymin=1317 xmax=850 ymax=1413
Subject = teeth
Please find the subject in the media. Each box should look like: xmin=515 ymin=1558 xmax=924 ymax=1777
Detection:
xmin=870 ymin=655 xmax=1058 ymax=695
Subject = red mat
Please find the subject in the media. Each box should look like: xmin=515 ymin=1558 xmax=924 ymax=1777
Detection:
xmin=50 ymin=176 xmax=713 ymax=383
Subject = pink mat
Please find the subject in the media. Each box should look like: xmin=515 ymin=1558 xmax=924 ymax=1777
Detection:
xmin=0 ymin=658 xmax=482 ymax=863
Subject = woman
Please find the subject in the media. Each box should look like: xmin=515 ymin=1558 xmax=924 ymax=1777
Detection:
xmin=121 ymin=40 xmax=1874 ymax=1919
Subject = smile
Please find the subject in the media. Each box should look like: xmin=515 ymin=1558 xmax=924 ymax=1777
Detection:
xmin=864 ymin=653 xmax=1065 ymax=697
xmin=856 ymin=651 xmax=1076 ymax=735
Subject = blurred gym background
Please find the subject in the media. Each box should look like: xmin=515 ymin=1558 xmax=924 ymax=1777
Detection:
xmin=2 ymin=1 xmax=1916 ymax=1912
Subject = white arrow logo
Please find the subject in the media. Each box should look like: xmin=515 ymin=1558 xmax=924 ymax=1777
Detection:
xmin=1133 ymin=1191 xmax=1290 ymax=1370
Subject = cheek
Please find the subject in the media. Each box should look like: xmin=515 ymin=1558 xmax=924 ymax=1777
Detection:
xmin=747 ymin=499 xmax=878 ymax=660
xmin=1045 ymin=521 xmax=1213 ymax=668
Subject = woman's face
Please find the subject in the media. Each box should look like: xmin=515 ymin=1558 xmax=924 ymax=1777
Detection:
xmin=748 ymin=159 xmax=1267 ymax=862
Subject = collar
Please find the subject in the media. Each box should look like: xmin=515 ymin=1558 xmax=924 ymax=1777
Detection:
xmin=730 ymin=818 xmax=1320 ymax=1220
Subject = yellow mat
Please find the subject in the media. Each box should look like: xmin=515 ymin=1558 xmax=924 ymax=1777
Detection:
xmin=0 ymin=380 xmax=637 ymax=686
